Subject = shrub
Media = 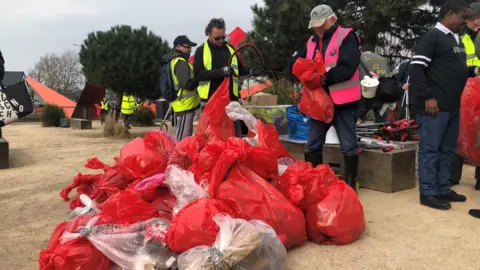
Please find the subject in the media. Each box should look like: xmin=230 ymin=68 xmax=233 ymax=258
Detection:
xmin=103 ymin=116 xmax=116 ymax=137
xmin=103 ymin=116 xmax=131 ymax=139
xmin=131 ymin=106 xmax=155 ymax=126
xmin=40 ymin=103 xmax=66 ymax=127
xmin=114 ymin=120 xmax=131 ymax=139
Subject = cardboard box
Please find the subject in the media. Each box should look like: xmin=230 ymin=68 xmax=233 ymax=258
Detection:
xmin=248 ymin=93 xmax=278 ymax=106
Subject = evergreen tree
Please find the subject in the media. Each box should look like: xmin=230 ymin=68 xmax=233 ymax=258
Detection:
xmin=79 ymin=25 xmax=170 ymax=99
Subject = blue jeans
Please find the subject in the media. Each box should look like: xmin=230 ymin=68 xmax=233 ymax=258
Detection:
xmin=417 ymin=112 xmax=459 ymax=196
xmin=307 ymin=102 xmax=358 ymax=156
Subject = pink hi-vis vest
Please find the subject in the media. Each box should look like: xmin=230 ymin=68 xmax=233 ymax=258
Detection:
xmin=306 ymin=27 xmax=361 ymax=105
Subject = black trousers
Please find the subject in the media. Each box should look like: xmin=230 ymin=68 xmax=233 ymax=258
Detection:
xmin=450 ymin=153 xmax=480 ymax=182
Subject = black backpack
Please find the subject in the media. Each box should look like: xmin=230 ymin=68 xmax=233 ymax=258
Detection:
xmin=376 ymin=76 xmax=403 ymax=103
xmin=159 ymin=60 xmax=177 ymax=102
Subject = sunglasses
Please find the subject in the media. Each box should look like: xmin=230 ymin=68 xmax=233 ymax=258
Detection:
xmin=181 ymin=45 xmax=192 ymax=49
xmin=213 ymin=35 xmax=227 ymax=41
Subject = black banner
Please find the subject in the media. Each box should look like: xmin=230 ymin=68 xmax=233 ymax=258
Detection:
xmin=0 ymin=81 xmax=34 ymax=127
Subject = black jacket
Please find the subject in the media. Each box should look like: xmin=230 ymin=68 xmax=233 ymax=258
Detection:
xmin=193 ymin=40 xmax=249 ymax=101
xmin=289 ymin=24 xmax=361 ymax=92
xmin=396 ymin=61 xmax=411 ymax=85
xmin=410 ymin=26 xmax=477 ymax=113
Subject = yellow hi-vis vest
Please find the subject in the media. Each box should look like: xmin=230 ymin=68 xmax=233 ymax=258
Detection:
xmin=462 ymin=34 xmax=480 ymax=67
xmin=100 ymin=100 xmax=109 ymax=110
xmin=197 ymin=42 xmax=239 ymax=99
xmin=171 ymin=57 xmax=200 ymax=113
xmin=121 ymin=94 xmax=135 ymax=115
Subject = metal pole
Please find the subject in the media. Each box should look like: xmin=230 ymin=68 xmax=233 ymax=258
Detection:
xmin=405 ymin=76 xmax=410 ymax=121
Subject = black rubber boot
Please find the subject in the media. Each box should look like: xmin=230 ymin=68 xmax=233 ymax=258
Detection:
xmin=344 ymin=155 xmax=358 ymax=192
xmin=304 ymin=151 xmax=323 ymax=168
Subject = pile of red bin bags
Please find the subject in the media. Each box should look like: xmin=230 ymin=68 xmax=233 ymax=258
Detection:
xmin=41 ymin=79 xmax=365 ymax=269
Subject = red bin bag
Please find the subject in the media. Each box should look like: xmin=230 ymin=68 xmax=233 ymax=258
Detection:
xmin=117 ymin=137 xmax=169 ymax=180
xmin=292 ymin=50 xmax=334 ymax=123
xmin=168 ymin=136 xmax=206 ymax=170
xmin=206 ymin=140 xmax=306 ymax=249
xmin=151 ymin=189 xmax=177 ymax=221
xmin=458 ymin=77 xmax=480 ymax=165
xmin=143 ymin=130 xmax=178 ymax=157
xmin=306 ymin=181 xmax=366 ymax=245
xmin=277 ymin=162 xmax=339 ymax=210
xmin=99 ymin=190 xmax=160 ymax=225
xmin=166 ymin=198 xmax=235 ymax=253
xmin=39 ymin=222 xmax=110 ymax=270
xmin=196 ymin=77 xmax=236 ymax=142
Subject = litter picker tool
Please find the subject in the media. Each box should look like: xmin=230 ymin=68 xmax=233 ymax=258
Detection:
xmin=401 ymin=75 xmax=410 ymax=121
xmin=228 ymin=43 xmax=266 ymax=103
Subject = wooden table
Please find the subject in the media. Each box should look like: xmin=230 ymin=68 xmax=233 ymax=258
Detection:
xmin=279 ymin=136 xmax=417 ymax=193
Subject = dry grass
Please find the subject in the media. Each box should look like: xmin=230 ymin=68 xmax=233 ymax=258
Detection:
xmin=103 ymin=116 xmax=131 ymax=139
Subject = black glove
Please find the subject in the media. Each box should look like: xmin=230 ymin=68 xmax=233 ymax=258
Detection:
xmin=249 ymin=66 xmax=264 ymax=77
xmin=221 ymin=66 xmax=234 ymax=76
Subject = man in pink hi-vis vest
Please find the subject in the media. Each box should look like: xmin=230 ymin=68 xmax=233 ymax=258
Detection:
xmin=290 ymin=4 xmax=361 ymax=192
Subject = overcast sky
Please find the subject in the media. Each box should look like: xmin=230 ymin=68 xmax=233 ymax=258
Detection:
xmin=1 ymin=0 xmax=262 ymax=72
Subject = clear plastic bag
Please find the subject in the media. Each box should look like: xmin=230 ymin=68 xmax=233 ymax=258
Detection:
xmin=177 ymin=214 xmax=287 ymax=270
xmin=61 ymin=216 xmax=177 ymax=270
xmin=164 ymin=165 xmax=209 ymax=215
xmin=225 ymin=101 xmax=258 ymax=134
xmin=69 ymin=194 xmax=101 ymax=220
xmin=277 ymin=158 xmax=295 ymax=177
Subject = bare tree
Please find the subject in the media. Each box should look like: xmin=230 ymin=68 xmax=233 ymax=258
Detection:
xmin=27 ymin=50 xmax=84 ymax=92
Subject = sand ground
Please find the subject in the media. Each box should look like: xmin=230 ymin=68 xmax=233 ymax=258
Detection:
xmin=0 ymin=122 xmax=479 ymax=270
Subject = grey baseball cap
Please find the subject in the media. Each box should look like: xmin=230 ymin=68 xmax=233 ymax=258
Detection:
xmin=471 ymin=2 xmax=480 ymax=16
xmin=308 ymin=5 xmax=335 ymax=29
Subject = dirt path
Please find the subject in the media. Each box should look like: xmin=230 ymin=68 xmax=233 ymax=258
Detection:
xmin=0 ymin=122 xmax=479 ymax=270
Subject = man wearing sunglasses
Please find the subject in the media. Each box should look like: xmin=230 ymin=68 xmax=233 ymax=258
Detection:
xmin=193 ymin=18 xmax=263 ymax=136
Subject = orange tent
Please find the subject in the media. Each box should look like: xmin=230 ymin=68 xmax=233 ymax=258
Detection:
xmin=26 ymin=77 xmax=77 ymax=118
